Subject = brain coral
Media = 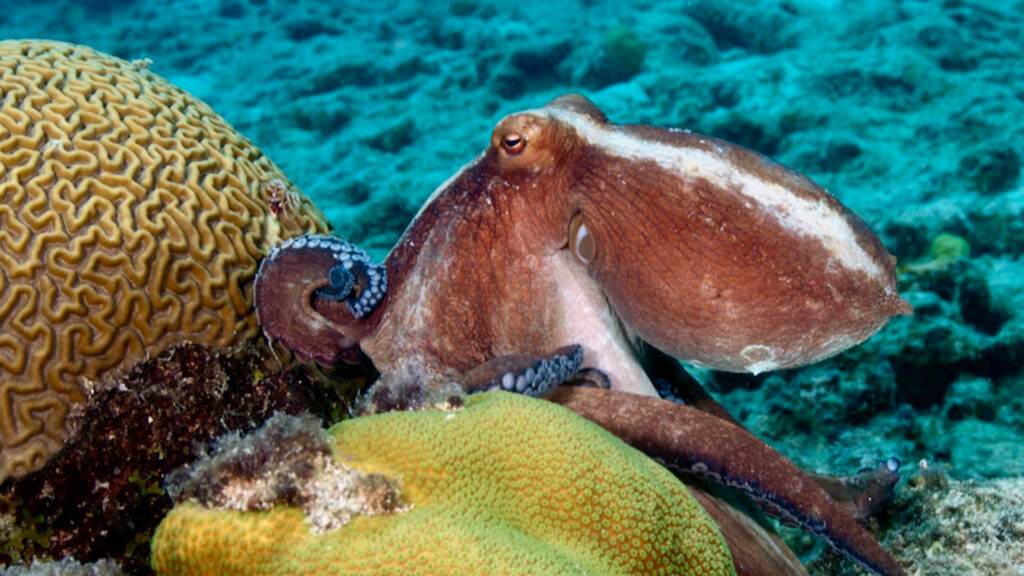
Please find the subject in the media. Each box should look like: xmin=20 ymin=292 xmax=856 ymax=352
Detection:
xmin=152 ymin=391 xmax=736 ymax=576
xmin=0 ymin=40 xmax=329 ymax=482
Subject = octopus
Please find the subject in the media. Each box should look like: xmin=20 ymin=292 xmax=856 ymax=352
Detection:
xmin=254 ymin=94 xmax=912 ymax=576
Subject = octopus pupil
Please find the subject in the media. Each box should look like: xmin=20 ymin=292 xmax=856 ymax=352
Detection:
xmin=503 ymin=134 xmax=524 ymax=154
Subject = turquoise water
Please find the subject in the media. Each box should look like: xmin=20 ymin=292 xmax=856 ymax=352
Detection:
xmin=2 ymin=0 xmax=1023 ymax=574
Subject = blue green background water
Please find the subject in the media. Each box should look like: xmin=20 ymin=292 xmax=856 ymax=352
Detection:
xmin=2 ymin=1 xmax=1022 ymax=573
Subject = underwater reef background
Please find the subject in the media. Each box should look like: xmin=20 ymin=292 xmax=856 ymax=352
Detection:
xmin=1 ymin=0 xmax=1023 ymax=574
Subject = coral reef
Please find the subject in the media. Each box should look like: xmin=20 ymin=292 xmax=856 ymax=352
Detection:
xmin=151 ymin=391 xmax=735 ymax=576
xmin=0 ymin=1 xmax=1021 ymax=574
xmin=0 ymin=40 xmax=329 ymax=483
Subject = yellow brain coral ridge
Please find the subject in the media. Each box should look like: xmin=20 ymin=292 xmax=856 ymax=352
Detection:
xmin=0 ymin=40 xmax=329 ymax=482
xmin=151 ymin=391 xmax=736 ymax=576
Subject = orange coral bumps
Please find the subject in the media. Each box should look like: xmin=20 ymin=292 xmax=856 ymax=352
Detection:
xmin=152 ymin=391 xmax=736 ymax=576
xmin=0 ymin=40 xmax=328 ymax=482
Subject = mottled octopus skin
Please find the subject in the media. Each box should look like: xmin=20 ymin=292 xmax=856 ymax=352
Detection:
xmin=254 ymin=94 xmax=908 ymax=576
xmin=0 ymin=40 xmax=328 ymax=483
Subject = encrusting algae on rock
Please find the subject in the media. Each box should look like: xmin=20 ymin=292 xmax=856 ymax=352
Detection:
xmin=159 ymin=411 xmax=405 ymax=534
xmin=151 ymin=391 xmax=737 ymax=576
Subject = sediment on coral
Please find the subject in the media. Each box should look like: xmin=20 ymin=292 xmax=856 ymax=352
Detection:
xmin=164 ymin=412 xmax=332 ymax=510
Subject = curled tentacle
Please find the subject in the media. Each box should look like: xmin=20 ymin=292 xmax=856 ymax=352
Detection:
xmin=317 ymin=263 xmax=357 ymax=302
xmin=303 ymin=236 xmax=386 ymax=318
xmin=255 ymin=235 xmax=386 ymax=365
xmin=546 ymin=386 xmax=906 ymax=576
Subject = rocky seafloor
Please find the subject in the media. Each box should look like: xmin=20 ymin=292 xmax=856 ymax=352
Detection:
xmin=2 ymin=0 xmax=1023 ymax=574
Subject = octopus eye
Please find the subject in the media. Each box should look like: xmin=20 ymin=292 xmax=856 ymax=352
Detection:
xmin=568 ymin=213 xmax=595 ymax=265
xmin=502 ymin=132 xmax=526 ymax=155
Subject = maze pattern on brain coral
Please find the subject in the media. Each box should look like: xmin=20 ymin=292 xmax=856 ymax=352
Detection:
xmin=0 ymin=40 xmax=329 ymax=481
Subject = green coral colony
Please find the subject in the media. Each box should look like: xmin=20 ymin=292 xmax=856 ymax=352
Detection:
xmin=151 ymin=392 xmax=736 ymax=576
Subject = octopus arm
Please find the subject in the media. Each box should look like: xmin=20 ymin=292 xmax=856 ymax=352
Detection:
xmin=255 ymin=235 xmax=383 ymax=365
xmin=459 ymin=345 xmax=584 ymax=397
xmin=643 ymin=345 xmax=901 ymax=525
xmin=546 ymin=386 xmax=906 ymax=576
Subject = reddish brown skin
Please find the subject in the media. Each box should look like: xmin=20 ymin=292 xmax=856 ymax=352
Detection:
xmin=351 ymin=107 xmax=585 ymax=376
xmin=319 ymin=94 xmax=909 ymax=376
xmin=554 ymin=96 xmax=910 ymax=371
xmin=255 ymin=246 xmax=363 ymax=365
xmin=254 ymin=94 xmax=908 ymax=576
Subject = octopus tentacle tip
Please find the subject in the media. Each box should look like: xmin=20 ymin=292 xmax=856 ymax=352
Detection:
xmin=318 ymin=263 xmax=358 ymax=302
xmin=255 ymin=234 xmax=384 ymax=365
xmin=267 ymin=234 xmax=387 ymax=319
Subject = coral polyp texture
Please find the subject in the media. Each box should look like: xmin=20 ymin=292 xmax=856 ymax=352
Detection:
xmin=152 ymin=391 xmax=736 ymax=576
xmin=0 ymin=40 xmax=329 ymax=482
